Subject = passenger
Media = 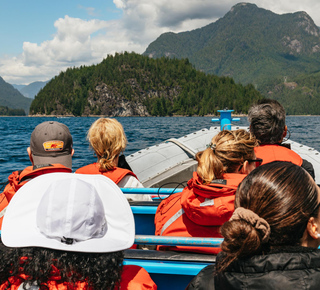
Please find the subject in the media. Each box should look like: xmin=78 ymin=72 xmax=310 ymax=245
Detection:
xmin=75 ymin=118 xmax=152 ymax=201
xmin=0 ymin=121 xmax=74 ymax=229
xmin=187 ymin=161 xmax=320 ymax=290
xmin=154 ymin=129 xmax=259 ymax=254
xmin=0 ymin=173 xmax=157 ymax=290
xmin=248 ymin=98 xmax=315 ymax=179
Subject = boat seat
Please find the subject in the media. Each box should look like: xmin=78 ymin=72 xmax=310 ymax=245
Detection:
xmin=124 ymin=248 xmax=216 ymax=263
xmin=125 ymin=235 xmax=220 ymax=290
xmin=129 ymin=200 xmax=162 ymax=206
xmin=130 ymin=205 xmax=158 ymax=235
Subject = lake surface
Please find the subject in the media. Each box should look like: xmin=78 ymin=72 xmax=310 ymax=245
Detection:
xmin=1 ymin=116 xmax=320 ymax=183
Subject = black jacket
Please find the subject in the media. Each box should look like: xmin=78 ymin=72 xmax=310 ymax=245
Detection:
xmin=186 ymin=247 xmax=320 ymax=290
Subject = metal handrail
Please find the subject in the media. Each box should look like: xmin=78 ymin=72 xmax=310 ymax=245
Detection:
xmin=134 ymin=235 xmax=223 ymax=247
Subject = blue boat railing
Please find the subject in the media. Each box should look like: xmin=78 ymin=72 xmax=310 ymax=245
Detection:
xmin=123 ymin=188 xmax=221 ymax=289
xmin=134 ymin=235 xmax=223 ymax=247
xmin=125 ymin=235 xmax=220 ymax=289
xmin=124 ymin=259 xmax=209 ymax=277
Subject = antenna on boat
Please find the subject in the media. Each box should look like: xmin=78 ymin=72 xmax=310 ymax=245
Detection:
xmin=211 ymin=109 xmax=240 ymax=131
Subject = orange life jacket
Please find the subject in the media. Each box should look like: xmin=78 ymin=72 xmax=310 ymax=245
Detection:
xmin=0 ymin=265 xmax=157 ymax=290
xmin=75 ymin=163 xmax=137 ymax=184
xmin=254 ymin=144 xmax=303 ymax=166
xmin=0 ymin=164 xmax=72 ymax=229
xmin=154 ymin=171 xmax=246 ymax=254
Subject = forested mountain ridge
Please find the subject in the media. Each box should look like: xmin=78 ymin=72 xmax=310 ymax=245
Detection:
xmin=258 ymin=71 xmax=320 ymax=115
xmin=0 ymin=77 xmax=32 ymax=114
xmin=144 ymin=3 xmax=320 ymax=87
xmin=0 ymin=106 xmax=26 ymax=116
xmin=30 ymin=52 xmax=262 ymax=116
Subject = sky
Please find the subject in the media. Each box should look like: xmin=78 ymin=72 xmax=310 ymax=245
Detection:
xmin=0 ymin=0 xmax=320 ymax=85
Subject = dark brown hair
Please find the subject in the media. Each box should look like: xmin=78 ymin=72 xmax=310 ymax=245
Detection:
xmin=217 ymin=161 xmax=319 ymax=272
xmin=0 ymin=245 xmax=124 ymax=289
xmin=248 ymin=99 xmax=286 ymax=144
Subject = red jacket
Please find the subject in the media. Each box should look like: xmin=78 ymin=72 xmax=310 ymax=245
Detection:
xmin=0 ymin=265 xmax=157 ymax=290
xmin=254 ymin=144 xmax=302 ymax=166
xmin=0 ymin=164 xmax=72 ymax=229
xmin=154 ymin=172 xmax=246 ymax=254
xmin=75 ymin=163 xmax=137 ymax=184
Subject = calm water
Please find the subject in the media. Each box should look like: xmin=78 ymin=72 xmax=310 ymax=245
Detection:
xmin=1 ymin=116 xmax=320 ymax=183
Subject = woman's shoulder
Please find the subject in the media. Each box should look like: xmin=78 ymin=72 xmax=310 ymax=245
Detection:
xmin=185 ymin=264 xmax=216 ymax=290
xmin=75 ymin=163 xmax=98 ymax=173
xmin=118 ymin=265 xmax=157 ymax=290
xmin=222 ymin=246 xmax=320 ymax=273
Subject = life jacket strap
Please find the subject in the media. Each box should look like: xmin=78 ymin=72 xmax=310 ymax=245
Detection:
xmin=161 ymin=208 xmax=185 ymax=235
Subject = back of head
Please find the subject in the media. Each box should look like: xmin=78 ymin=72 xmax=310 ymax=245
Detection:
xmin=88 ymin=118 xmax=127 ymax=171
xmin=196 ymin=129 xmax=258 ymax=184
xmin=1 ymin=173 xmax=135 ymax=288
xmin=30 ymin=121 xmax=73 ymax=168
xmin=2 ymin=173 xmax=135 ymax=252
xmin=218 ymin=161 xmax=319 ymax=271
xmin=248 ymin=99 xmax=286 ymax=144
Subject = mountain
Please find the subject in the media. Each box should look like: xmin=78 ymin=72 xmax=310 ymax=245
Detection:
xmin=144 ymin=3 xmax=320 ymax=88
xmin=29 ymin=52 xmax=262 ymax=116
xmin=12 ymin=84 xmax=25 ymax=91
xmin=257 ymin=71 xmax=320 ymax=115
xmin=12 ymin=81 xmax=49 ymax=99
xmin=0 ymin=77 xmax=33 ymax=113
xmin=0 ymin=106 xmax=26 ymax=116
xmin=19 ymin=80 xmax=49 ymax=99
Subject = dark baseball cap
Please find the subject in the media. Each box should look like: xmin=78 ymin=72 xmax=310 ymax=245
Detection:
xmin=30 ymin=121 xmax=73 ymax=168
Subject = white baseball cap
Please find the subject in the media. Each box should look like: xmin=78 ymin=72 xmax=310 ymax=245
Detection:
xmin=1 ymin=173 xmax=135 ymax=253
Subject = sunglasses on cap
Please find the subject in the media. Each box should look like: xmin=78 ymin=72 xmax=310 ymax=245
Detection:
xmin=238 ymin=158 xmax=263 ymax=171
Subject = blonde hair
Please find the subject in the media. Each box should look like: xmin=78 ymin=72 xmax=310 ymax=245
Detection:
xmin=196 ymin=129 xmax=258 ymax=184
xmin=88 ymin=118 xmax=127 ymax=171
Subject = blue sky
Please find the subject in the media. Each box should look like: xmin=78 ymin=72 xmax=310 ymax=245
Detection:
xmin=0 ymin=0 xmax=319 ymax=85
xmin=0 ymin=1 xmax=121 ymax=57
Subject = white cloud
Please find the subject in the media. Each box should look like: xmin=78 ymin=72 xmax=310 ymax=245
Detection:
xmin=0 ymin=16 xmax=111 ymax=84
xmin=0 ymin=0 xmax=320 ymax=85
xmin=114 ymin=0 xmax=126 ymax=9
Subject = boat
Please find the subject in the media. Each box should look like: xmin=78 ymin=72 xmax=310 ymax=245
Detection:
xmin=126 ymin=110 xmax=320 ymax=187
xmin=2 ymin=111 xmax=320 ymax=289
xmin=123 ymin=110 xmax=320 ymax=289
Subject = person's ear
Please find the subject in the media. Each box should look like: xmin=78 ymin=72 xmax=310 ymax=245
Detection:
xmin=241 ymin=160 xmax=249 ymax=174
xmin=27 ymin=147 xmax=34 ymax=165
xmin=71 ymin=148 xmax=75 ymax=157
xmin=283 ymin=125 xmax=287 ymax=138
xmin=306 ymin=217 xmax=319 ymax=240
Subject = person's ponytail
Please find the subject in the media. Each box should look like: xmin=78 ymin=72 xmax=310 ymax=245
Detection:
xmin=196 ymin=146 xmax=224 ymax=184
xmin=218 ymin=209 xmax=268 ymax=272
xmin=196 ymin=130 xmax=258 ymax=184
